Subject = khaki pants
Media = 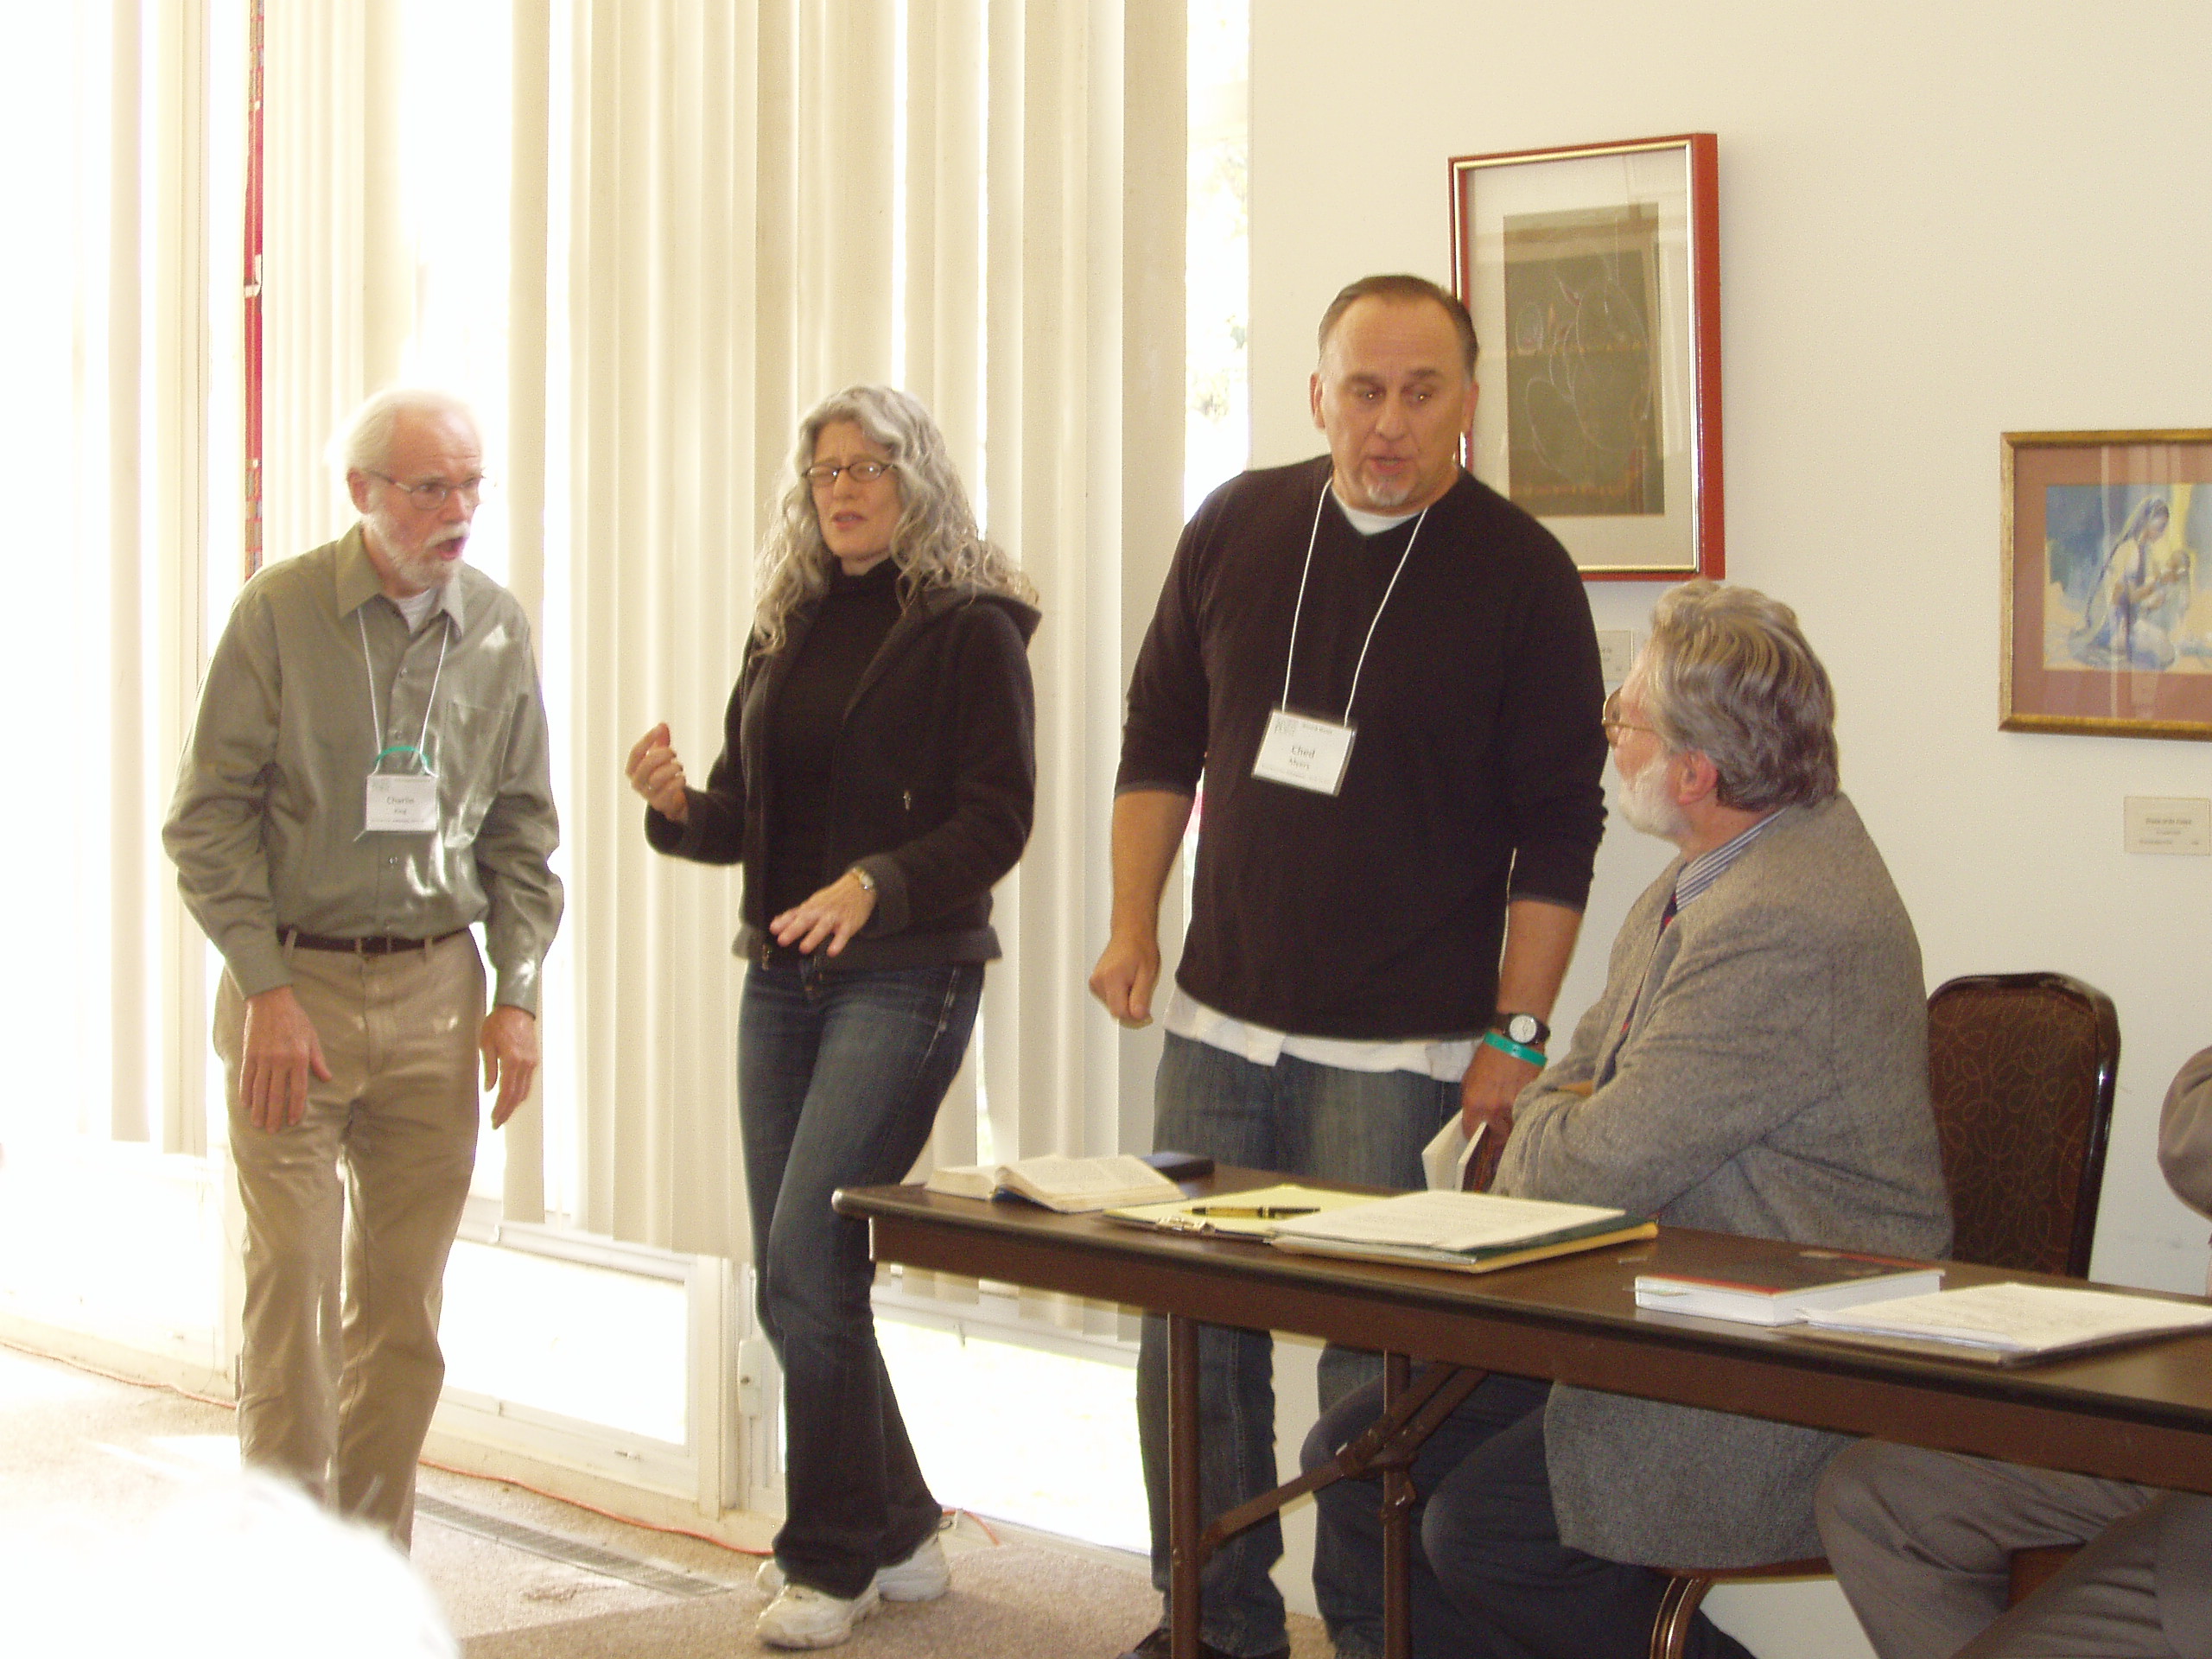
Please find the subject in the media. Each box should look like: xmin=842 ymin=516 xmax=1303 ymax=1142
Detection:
xmin=1817 ymin=1440 xmax=2212 ymax=1659
xmin=216 ymin=931 xmax=483 ymax=1549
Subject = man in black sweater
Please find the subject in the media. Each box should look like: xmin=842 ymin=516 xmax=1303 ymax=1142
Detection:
xmin=1090 ymin=274 xmax=1608 ymax=1659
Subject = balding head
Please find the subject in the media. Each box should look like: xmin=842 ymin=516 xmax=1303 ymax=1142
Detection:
xmin=335 ymin=387 xmax=481 ymax=479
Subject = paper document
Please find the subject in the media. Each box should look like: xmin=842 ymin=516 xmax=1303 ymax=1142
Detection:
xmin=1421 ymin=1117 xmax=1486 ymax=1191
xmin=1802 ymin=1281 xmax=2212 ymax=1355
xmin=1270 ymin=1190 xmax=1627 ymax=1254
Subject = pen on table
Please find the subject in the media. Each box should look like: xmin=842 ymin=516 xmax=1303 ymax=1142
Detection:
xmin=1185 ymin=1204 xmax=1321 ymax=1219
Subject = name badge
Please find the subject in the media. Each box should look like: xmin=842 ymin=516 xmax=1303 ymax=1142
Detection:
xmin=365 ymin=772 xmax=440 ymax=833
xmin=1252 ymin=709 xmax=1354 ymax=796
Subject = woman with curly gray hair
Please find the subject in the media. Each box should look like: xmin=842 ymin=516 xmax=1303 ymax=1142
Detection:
xmin=626 ymin=385 xmax=1039 ymax=1649
xmin=751 ymin=385 xmax=1035 ymax=652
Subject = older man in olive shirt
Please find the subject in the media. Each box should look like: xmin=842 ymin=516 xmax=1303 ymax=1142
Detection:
xmin=164 ymin=388 xmax=562 ymax=1548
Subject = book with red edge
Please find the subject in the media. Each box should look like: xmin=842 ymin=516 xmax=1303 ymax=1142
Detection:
xmin=1634 ymin=1247 xmax=1943 ymax=1325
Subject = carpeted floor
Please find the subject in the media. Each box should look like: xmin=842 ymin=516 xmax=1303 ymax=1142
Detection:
xmin=0 ymin=1338 xmax=1332 ymax=1658
xmin=465 ymin=1533 xmax=1198 ymax=1659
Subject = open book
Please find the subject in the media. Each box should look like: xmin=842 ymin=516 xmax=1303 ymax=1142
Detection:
xmin=1268 ymin=1190 xmax=1655 ymax=1274
xmin=1798 ymin=1281 xmax=2212 ymax=1365
xmin=924 ymin=1154 xmax=1180 ymax=1214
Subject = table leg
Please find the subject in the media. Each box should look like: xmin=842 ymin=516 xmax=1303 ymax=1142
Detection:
xmin=1169 ymin=1313 xmax=1202 ymax=1659
xmin=1382 ymin=1351 xmax=1412 ymax=1659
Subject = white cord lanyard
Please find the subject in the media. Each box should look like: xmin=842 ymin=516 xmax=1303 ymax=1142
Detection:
xmin=359 ymin=606 xmax=450 ymax=773
xmin=1279 ymin=486 xmax=1430 ymax=722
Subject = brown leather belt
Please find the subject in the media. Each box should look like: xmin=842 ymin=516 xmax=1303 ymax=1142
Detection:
xmin=282 ymin=927 xmax=468 ymax=955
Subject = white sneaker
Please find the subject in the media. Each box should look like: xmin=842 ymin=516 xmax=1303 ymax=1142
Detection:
xmin=754 ymin=1534 xmax=950 ymax=1604
xmin=754 ymin=1581 xmax=881 ymax=1649
xmin=875 ymin=1534 xmax=950 ymax=1602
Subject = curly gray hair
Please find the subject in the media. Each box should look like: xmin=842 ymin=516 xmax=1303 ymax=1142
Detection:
xmin=1641 ymin=580 xmax=1839 ymax=812
xmin=753 ymin=385 xmax=1036 ymax=654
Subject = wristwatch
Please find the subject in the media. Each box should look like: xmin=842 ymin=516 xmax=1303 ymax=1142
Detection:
xmin=848 ymin=866 xmax=878 ymax=894
xmin=1491 ymin=1011 xmax=1549 ymax=1049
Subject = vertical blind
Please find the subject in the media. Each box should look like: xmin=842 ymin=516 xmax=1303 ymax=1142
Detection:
xmin=35 ymin=1 xmax=1188 ymax=1321
xmin=532 ymin=0 xmax=1188 ymax=1276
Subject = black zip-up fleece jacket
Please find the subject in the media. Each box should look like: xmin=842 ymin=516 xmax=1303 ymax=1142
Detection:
xmin=645 ymin=581 xmax=1039 ymax=970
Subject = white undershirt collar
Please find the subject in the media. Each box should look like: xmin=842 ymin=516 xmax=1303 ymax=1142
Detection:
xmin=392 ymin=585 xmax=441 ymax=631
xmin=1330 ymin=483 xmax=1421 ymax=539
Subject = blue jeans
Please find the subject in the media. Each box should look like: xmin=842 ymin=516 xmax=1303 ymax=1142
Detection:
xmin=1135 ymin=1032 xmax=1455 ymax=1656
xmin=1304 ymin=1373 xmax=1755 ymax=1659
xmin=739 ymin=956 xmax=984 ymax=1600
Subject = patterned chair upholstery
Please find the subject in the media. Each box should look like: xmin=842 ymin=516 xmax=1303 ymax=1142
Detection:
xmin=1928 ymin=973 xmax=2119 ymax=1279
xmin=1648 ymin=972 xmax=2120 ymax=1659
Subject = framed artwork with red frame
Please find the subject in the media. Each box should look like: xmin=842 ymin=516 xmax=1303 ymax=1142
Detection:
xmin=1450 ymin=133 xmax=1722 ymax=581
xmin=2003 ymin=429 xmax=2212 ymax=740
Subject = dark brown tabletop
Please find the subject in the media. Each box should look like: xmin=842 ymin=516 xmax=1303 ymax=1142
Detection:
xmin=837 ymin=1166 xmax=2212 ymax=1494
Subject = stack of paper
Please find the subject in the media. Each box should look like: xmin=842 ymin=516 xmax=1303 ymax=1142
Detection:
xmin=1267 ymin=1190 xmax=1653 ymax=1274
xmin=1799 ymin=1281 xmax=2212 ymax=1363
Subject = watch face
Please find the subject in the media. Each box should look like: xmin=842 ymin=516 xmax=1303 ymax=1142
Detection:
xmin=1506 ymin=1014 xmax=1542 ymax=1046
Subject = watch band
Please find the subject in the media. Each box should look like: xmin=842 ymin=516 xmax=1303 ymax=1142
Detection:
xmin=1480 ymin=1029 xmax=1545 ymax=1067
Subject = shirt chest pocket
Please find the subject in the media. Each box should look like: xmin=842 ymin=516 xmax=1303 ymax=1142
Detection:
xmin=429 ymin=698 xmax=514 ymax=831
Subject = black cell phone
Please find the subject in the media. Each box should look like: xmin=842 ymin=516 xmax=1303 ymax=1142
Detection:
xmin=1141 ymin=1150 xmax=1215 ymax=1181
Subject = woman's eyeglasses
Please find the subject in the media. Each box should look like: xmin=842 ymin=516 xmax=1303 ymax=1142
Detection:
xmin=803 ymin=460 xmax=892 ymax=488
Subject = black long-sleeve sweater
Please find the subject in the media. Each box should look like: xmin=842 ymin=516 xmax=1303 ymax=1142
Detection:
xmin=647 ymin=578 xmax=1039 ymax=971
xmin=1117 ymin=457 xmax=1607 ymax=1039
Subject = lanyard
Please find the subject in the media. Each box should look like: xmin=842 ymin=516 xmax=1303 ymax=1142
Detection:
xmin=1280 ymin=486 xmax=1429 ymax=722
xmin=358 ymin=606 xmax=450 ymax=773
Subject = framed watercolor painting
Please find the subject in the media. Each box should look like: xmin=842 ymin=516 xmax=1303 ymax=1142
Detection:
xmin=2003 ymin=429 xmax=2212 ymax=741
xmin=1449 ymin=133 xmax=1721 ymax=580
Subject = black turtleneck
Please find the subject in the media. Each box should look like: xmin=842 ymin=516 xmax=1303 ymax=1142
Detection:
xmin=765 ymin=559 xmax=904 ymax=916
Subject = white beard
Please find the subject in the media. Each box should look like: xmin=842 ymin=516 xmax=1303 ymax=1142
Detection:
xmin=1359 ymin=470 xmax=1414 ymax=510
xmin=1617 ymin=748 xmax=1691 ymax=842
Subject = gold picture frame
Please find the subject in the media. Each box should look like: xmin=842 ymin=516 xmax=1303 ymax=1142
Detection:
xmin=2002 ymin=429 xmax=2212 ymax=741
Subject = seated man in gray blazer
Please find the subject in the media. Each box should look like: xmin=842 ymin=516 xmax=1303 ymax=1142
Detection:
xmin=1816 ymin=1047 xmax=2212 ymax=1659
xmin=1303 ymin=580 xmax=1953 ymax=1659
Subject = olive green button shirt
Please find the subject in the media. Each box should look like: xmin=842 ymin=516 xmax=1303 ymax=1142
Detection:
xmin=164 ymin=526 xmax=563 ymax=1012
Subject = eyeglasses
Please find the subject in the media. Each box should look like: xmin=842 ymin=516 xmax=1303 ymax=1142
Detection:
xmin=1601 ymin=690 xmax=1659 ymax=744
xmin=369 ymin=471 xmax=490 ymax=511
xmin=803 ymin=460 xmax=892 ymax=488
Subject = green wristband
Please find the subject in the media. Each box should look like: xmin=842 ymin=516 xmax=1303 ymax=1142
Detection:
xmin=1480 ymin=1028 xmax=1545 ymax=1067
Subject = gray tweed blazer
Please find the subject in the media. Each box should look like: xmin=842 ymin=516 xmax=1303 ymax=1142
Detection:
xmin=1494 ymin=792 xmax=1953 ymax=1567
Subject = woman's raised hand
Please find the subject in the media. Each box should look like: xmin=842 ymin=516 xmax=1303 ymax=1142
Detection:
xmin=626 ymin=722 xmax=690 ymax=822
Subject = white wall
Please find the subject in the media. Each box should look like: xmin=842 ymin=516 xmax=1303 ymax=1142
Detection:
xmin=1253 ymin=0 xmax=2212 ymax=1287
xmin=1248 ymin=3 xmax=2212 ymax=1649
